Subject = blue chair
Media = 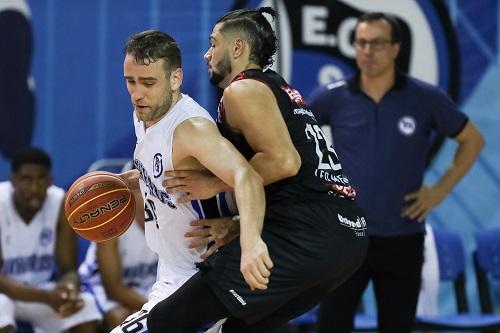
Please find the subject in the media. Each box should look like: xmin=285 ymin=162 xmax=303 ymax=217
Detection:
xmin=415 ymin=228 xmax=500 ymax=331
xmin=473 ymin=228 xmax=500 ymax=314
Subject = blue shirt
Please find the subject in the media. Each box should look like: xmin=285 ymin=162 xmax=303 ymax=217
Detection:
xmin=308 ymin=72 xmax=468 ymax=236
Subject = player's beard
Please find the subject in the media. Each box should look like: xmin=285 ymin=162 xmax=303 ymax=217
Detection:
xmin=209 ymin=51 xmax=232 ymax=86
xmin=149 ymin=91 xmax=173 ymax=122
xmin=136 ymin=82 xmax=174 ymax=124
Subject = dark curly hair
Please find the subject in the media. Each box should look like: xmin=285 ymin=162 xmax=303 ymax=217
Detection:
xmin=11 ymin=147 xmax=51 ymax=173
xmin=124 ymin=30 xmax=181 ymax=75
xmin=216 ymin=7 xmax=278 ymax=68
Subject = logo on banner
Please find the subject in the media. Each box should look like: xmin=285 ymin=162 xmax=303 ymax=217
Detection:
xmin=236 ymin=0 xmax=459 ymax=100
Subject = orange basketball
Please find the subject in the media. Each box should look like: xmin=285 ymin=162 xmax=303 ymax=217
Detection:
xmin=64 ymin=171 xmax=135 ymax=242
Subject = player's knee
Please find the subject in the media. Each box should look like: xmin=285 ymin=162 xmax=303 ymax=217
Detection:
xmin=0 ymin=294 xmax=15 ymax=332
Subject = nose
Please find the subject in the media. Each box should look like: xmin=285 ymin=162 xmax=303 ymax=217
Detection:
xmin=131 ymin=86 xmax=145 ymax=102
xmin=204 ymin=49 xmax=211 ymax=62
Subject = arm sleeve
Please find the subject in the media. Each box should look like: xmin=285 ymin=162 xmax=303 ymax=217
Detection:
xmin=430 ymin=87 xmax=468 ymax=138
xmin=307 ymin=85 xmax=331 ymax=126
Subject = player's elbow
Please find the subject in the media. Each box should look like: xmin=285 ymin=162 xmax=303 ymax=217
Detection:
xmin=466 ymin=122 xmax=485 ymax=154
xmin=278 ymin=150 xmax=302 ymax=178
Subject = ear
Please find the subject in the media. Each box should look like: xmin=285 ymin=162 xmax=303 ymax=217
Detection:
xmin=170 ymin=68 xmax=183 ymax=91
xmin=392 ymin=43 xmax=401 ymax=60
xmin=233 ymin=37 xmax=245 ymax=59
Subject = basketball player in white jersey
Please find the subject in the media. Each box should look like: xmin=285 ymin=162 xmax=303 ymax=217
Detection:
xmin=79 ymin=217 xmax=158 ymax=332
xmin=110 ymin=30 xmax=269 ymax=333
xmin=0 ymin=147 xmax=101 ymax=333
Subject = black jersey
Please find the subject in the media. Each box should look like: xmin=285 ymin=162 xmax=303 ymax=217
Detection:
xmin=217 ymin=69 xmax=356 ymax=203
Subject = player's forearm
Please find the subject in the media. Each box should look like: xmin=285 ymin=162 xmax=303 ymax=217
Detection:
xmin=436 ymin=132 xmax=484 ymax=194
xmin=233 ymin=169 xmax=266 ymax=248
xmin=249 ymin=150 xmax=301 ymax=185
xmin=59 ymin=270 xmax=80 ymax=286
xmin=0 ymin=275 xmax=51 ymax=303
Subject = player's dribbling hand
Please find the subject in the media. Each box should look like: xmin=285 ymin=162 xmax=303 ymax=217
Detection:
xmin=118 ymin=169 xmax=141 ymax=192
xmin=240 ymin=238 xmax=273 ymax=290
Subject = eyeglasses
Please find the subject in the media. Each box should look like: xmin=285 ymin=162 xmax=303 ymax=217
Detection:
xmin=354 ymin=38 xmax=393 ymax=51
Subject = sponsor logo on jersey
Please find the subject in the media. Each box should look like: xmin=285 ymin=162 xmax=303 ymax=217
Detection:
xmin=229 ymin=289 xmax=247 ymax=306
xmin=134 ymin=159 xmax=177 ymax=209
xmin=337 ymin=213 xmax=367 ymax=236
xmin=328 ymin=183 xmax=356 ymax=198
xmin=281 ymin=85 xmax=305 ymax=105
xmin=293 ymin=107 xmax=316 ymax=119
xmin=398 ymin=116 xmax=417 ymax=136
xmin=2 ymin=254 xmax=55 ymax=275
xmin=153 ymin=153 xmax=163 ymax=178
xmin=39 ymin=227 xmax=53 ymax=246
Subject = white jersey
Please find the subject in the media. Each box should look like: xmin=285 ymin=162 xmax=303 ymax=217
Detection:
xmin=78 ymin=220 xmax=158 ymax=292
xmin=0 ymin=181 xmax=64 ymax=286
xmin=133 ymin=94 xmax=236 ymax=282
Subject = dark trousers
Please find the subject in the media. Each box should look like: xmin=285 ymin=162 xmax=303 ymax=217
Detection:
xmin=317 ymin=233 xmax=424 ymax=333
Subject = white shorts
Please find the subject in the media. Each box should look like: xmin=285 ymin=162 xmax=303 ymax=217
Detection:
xmin=110 ymin=277 xmax=192 ymax=333
xmin=0 ymin=291 xmax=102 ymax=333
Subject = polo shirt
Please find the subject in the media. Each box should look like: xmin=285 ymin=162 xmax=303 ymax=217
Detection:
xmin=308 ymin=72 xmax=468 ymax=236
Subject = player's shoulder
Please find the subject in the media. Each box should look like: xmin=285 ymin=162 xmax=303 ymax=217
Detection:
xmin=225 ymin=78 xmax=274 ymax=103
xmin=0 ymin=181 xmax=13 ymax=203
xmin=46 ymin=185 xmax=65 ymax=206
xmin=179 ymin=94 xmax=207 ymax=113
xmin=317 ymin=79 xmax=349 ymax=97
xmin=308 ymin=79 xmax=348 ymax=104
xmin=406 ymin=75 xmax=446 ymax=95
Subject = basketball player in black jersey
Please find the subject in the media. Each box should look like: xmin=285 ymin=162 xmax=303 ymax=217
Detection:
xmin=147 ymin=7 xmax=369 ymax=333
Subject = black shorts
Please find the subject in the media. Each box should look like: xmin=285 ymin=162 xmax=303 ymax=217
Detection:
xmin=198 ymin=196 xmax=369 ymax=324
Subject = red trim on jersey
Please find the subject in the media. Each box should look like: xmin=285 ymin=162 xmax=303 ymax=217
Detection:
xmin=328 ymin=184 xmax=357 ymax=198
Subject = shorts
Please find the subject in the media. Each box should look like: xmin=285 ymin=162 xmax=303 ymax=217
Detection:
xmin=0 ymin=287 xmax=101 ymax=333
xmin=110 ymin=277 xmax=193 ymax=333
xmin=200 ymin=197 xmax=369 ymax=324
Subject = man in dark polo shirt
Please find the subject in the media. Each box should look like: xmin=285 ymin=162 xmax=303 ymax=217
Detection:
xmin=308 ymin=12 xmax=485 ymax=333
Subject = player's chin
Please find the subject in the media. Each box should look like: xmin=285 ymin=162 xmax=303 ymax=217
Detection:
xmin=27 ymin=198 xmax=43 ymax=211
